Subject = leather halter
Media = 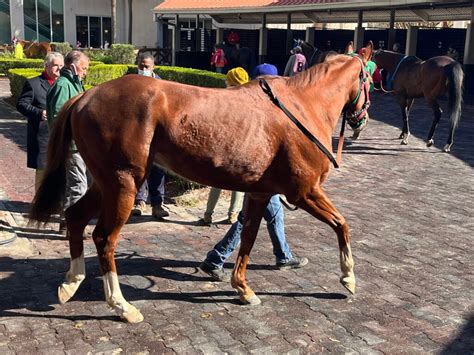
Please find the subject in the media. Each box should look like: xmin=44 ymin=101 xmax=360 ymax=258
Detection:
xmin=343 ymin=56 xmax=371 ymax=129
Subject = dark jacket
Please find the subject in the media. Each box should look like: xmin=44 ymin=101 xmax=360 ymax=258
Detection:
xmin=16 ymin=72 xmax=51 ymax=169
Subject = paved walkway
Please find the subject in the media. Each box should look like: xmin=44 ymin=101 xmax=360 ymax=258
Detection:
xmin=0 ymin=77 xmax=472 ymax=354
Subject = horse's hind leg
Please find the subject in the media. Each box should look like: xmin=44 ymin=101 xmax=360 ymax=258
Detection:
xmin=58 ymin=184 xmax=101 ymax=304
xmin=296 ymin=186 xmax=355 ymax=294
xmin=93 ymin=172 xmax=143 ymax=323
xmin=399 ymin=98 xmax=414 ymax=144
xmin=231 ymin=194 xmax=270 ymax=306
xmin=426 ymin=99 xmax=442 ymax=147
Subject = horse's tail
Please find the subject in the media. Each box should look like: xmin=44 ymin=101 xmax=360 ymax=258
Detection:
xmin=445 ymin=61 xmax=464 ymax=130
xmin=29 ymin=93 xmax=85 ymax=224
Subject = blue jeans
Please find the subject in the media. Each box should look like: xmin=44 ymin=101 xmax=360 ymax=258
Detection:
xmin=204 ymin=195 xmax=293 ymax=269
xmin=136 ymin=164 xmax=165 ymax=206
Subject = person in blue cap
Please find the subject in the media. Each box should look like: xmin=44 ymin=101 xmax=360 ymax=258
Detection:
xmin=198 ymin=63 xmax=308 ymax=282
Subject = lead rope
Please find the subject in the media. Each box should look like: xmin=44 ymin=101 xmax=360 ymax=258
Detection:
xmin=259 ymin=78 xmax=340 ymax=169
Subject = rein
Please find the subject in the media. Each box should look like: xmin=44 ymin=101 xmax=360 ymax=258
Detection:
xmin=259 ymin=78 xmax=340 ymax=169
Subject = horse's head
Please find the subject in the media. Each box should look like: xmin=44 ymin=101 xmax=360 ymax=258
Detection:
xmin=344 ymin=41 xmax=373 ymax=133
xmin=372 ymin=49 xmax=400 ymax=71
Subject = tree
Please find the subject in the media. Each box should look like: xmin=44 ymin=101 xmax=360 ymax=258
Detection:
xmin=128 ymin=0 xmax=133 ymax=44
xmin=111 ymin=0 xmax=117 ymax=44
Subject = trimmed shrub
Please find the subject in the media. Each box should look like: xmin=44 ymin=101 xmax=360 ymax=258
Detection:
xmin=0 ymin=58 xmax=44 ymax=74
xmin=7 ymin=68 xmax=43 ymax=99
xmin=127 ymin=65 xmax=226 ymax=88
xmin=51 ymin=42 xmax=72 ymax=56
xmin=110 ymin=44 xmax=136 ymax=64
xmin=84 ymin=64 xmax=129 ymax=87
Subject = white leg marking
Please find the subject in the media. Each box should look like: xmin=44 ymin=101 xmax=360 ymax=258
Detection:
xmin=340 ymin=245 xmax=356 ymax=294
xmin=58 ymin=253 xmax=86 ymax=304
xmin=103 ymin=272 xmax=144 ymax=323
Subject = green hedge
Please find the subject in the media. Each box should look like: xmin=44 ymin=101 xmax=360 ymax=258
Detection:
xmin=8 ymin=64 xmax=226 ymax=98
xmin=0 ymin=58 xmax=103 ymax=75
xmin=127 ymin=65 xmax=226 ymax=88
xmin=84 ymin=64 xmax=129 ymax=87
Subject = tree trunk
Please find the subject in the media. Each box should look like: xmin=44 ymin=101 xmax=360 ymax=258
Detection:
xmin=128 ymin=0 xmax=133 ymax=44
xmin=111 ymin=0 xmax=117 ymax=44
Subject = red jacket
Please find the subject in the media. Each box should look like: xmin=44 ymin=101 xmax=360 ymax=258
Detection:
xmin=211 ymin=48 xmax=227 ymax=67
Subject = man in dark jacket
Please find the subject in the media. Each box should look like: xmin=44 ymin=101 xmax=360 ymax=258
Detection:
xmin=16 ymin=52 xmax=64 ymax=192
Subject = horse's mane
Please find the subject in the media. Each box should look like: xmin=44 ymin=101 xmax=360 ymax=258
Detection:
xmin=286 ymin=55 xmax=351 ymax=88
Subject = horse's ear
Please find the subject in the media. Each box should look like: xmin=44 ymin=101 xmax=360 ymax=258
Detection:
xmin=360 ymin=41 xmax=373 ymax=65
xmin=345 ymin=41 xmax=354 ymax=54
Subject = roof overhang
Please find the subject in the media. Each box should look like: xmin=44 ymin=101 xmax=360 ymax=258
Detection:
xmin=154 ymin=0 xmax=473 ymax=24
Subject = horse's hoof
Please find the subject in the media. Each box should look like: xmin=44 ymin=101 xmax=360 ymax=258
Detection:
xmin=351 ymin=132 xmax=360 ymax=140
xmin=401 ymin=139 xmax=408 ymax=145
xmin=121 ymin=306 xmax=144 ymax=323
xmin=58 ymin=284 xmax=74 ymax=304
xmin=340 ymin=276 xmax=356 ymax=295
xmin=398 ymin=133 xmax=406 ymax=140
xmin=443 ymin=144 xmax=451 ymax=153
xmin=239 ymin=293 xmax=261 ymax=306
xmin=426 ymin=139 xmax=434 ymax=147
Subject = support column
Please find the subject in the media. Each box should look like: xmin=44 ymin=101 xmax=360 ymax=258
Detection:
xmin=286 ymin=13 xmax=293 ymax=54
xmin=405 ymin=26 xmax=418 ymax=56
xmin=10 ymin=0 xmax=24 ymax=39
xmin=259 ymin=13 xmax=268 ymax=64
xmin=388 ymin=9 xmax=397 ymax=51
xmin=353 ymin=10 xmax=364 ymax=50
xmin=216 ymin=27 xmax=224 ymax=45
xmin=463 ymin=4 xmax=474 ymax=100
xmin=195 ymin=14 xmax=201 ymax=51
xmin=305 ymin=27 xmax=315 ymax=47
xmin=156 ymin=17 xmax=164 ymax=48
xmin=172 ymin=14 xmax=180 ymax=66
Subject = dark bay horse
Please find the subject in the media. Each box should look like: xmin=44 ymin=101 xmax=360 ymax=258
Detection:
xmin=29 ymin=43 xmax=374 ymax=323
xmin=298 ymin=40 xmax=338 ymax=66
xmin=222 ymin=43 xmax=256 ymax=73
xmin=373 ymin=50 xmax=463 ymax=151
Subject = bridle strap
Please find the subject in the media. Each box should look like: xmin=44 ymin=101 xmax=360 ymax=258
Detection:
xmin=259 ymin=78 xmax=339 ymax=169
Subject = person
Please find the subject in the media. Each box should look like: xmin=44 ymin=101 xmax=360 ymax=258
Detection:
xmin=130 ymin=52 xmax=169 ymax=219
xmin=210 ymin=44 xmax=227 ymax=73
xmin=446 ymin=45 xmax=459 ymax=61
xmin=283 ymin=45 xmax=307 ymax=77
xmin=46 ymin=50 xmax=89 ymax=232
xmin=104 ymin=40 xmax=109 ymax=50
xmin=392 ymin=42 xmax=401 ymax=53
xmin=199 ymin=195 xmax=309 ymax=281
xmin=17 ymin=52 xmax=64 ymax=192
xmin=251 ymin=62 xmax=278 ymax=79
xmin=76 ymin=40 xmax=81 ymax=48
xmin=199 ymin=67 xmax=249 ymax=225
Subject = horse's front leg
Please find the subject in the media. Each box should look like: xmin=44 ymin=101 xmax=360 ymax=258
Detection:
xmin=296 ymin=185 xmax=355 ymax=294
xmin=231 ymin=194 xmax=270 ymax=306
xmin=399 ymin=97 xmax=413 ymax=145
xmin=426 ymin=99 xmax=442 ymax=147
xmin=93 ymin=174 xmax=144 ymax=323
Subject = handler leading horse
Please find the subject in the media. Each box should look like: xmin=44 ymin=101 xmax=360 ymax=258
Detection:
xmin=30 ymin=43 xmax=374 ymax=323
xmin=373 ymin=50 xmax=463 ymax=151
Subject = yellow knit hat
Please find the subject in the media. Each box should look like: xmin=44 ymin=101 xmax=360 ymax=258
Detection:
xmin=226 ymin=67 xmax=249 ymax=86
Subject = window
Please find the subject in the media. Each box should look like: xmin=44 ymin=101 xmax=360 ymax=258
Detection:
xmin=23 ymin=0 xmax=64 ymax=42
xmin=76 ymin=16 xmax=111 ymax=48
xmin=0 ymin=0 xmax=11 ymax=44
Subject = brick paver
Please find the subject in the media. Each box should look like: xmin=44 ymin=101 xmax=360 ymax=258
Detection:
xmin=0 ymin=77 xmax=472 ymax=354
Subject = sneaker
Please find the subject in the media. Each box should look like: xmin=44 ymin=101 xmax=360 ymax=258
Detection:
xmin=198 ymin=262 xmax=230 ymax=282
xmin=152 ymin=205 xmax=169 ymax=219
xmin=227 ymin=212 xmax=238 ymax=224
xmin=131 ymin=201 xmax=146 ymax=216
xmin=276 ymin=256 xmax=309 ymax=270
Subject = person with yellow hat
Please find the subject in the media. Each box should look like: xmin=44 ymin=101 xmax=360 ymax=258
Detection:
xmin=200 ymin=67 xmax=249 ymax=225
xmin=198 ymin=66 xmax=308 ymax=282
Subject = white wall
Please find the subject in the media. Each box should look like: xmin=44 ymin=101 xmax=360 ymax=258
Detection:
xmin=128 ymin=0 xmax=161 ymax=47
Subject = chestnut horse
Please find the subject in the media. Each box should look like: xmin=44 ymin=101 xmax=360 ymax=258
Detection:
xmin=18 ymin=40 xmax=52 ymax=58
xmin=373 ymin=50 xmax=463 ymax=151
xmin=29 ymin=43 xmax=373 ymax=323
